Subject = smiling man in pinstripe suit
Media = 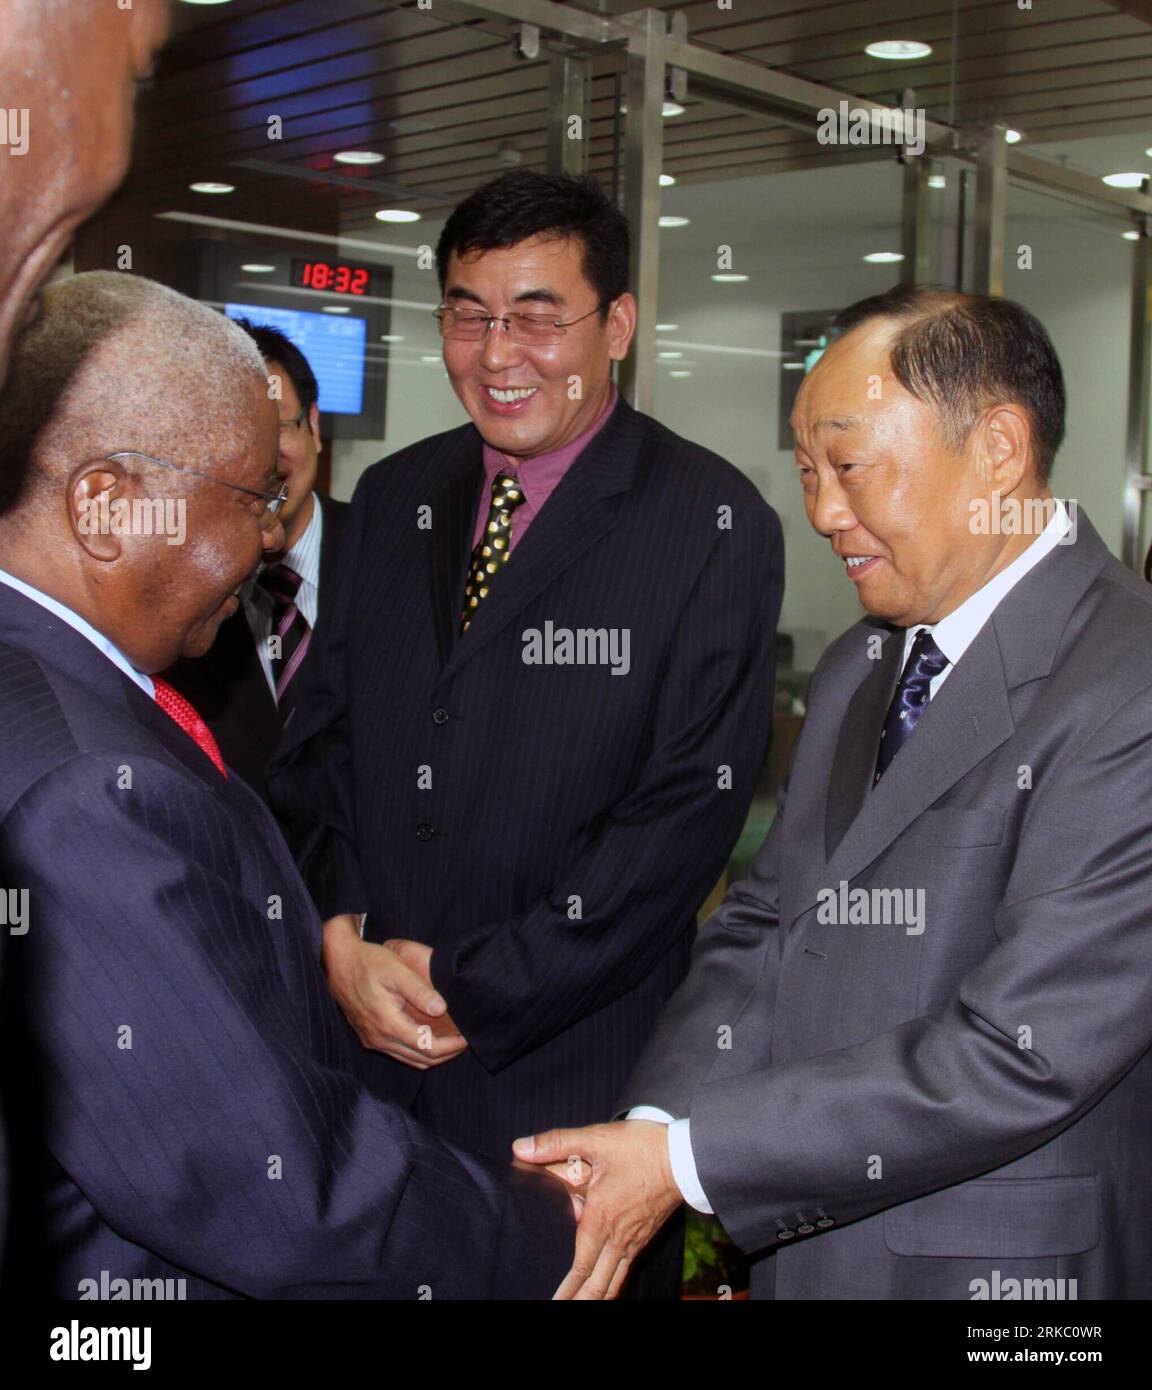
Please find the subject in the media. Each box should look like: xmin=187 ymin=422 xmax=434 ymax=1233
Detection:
xmin=269 ymin=170 xmax=786 ymax=1297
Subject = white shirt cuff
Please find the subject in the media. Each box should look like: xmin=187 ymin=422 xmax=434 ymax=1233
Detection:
xmin=625 ymin=1108 xmax=714 ymax=1214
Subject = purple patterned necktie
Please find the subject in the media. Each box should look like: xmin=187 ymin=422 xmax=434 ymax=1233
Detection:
xmin=257 ymin=562 xmax=310 ymax=722
xmin=874 ymin=629 xmax=950 ymax=783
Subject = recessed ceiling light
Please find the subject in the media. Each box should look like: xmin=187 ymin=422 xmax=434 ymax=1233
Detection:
xmin=322 ymin=305 xmax=351 ymax=314
xmin=659 ymin=216 xmax=690 ymax=228
xmin=663 ymin=101 xmax=685 ymax=117
xmin=1103 ymin=172 xmax=1147 ymax=189
xmin=668 ymin=370 xmax=692 ymax=378
xmin=380 ymin=334 xmax=405 ymax=342
xmin=375 ymin=208 xmax=422 ymax=223
xmin=658 ymin=351 xmax=683 ymax=359
xmin=240 ymin=263 xmax=275 ymax=274
xmin=711 ymin=273 xmax=749 ymax=283
xmin=865 ymin=40 xmax=932 ymax=60
xmin=660 ymin=174 xmax=677 ymax=187
xmin=927 ymin=174 xmax=946 ymax=189
xmin=864 ymin=251 xmax=905 ymax=263
xmin=656 ymin=323 xmax=679 ymax=331
xmin=1123 ymin=230 xmax=1140 ymax=241
xmin=189 ymin=182 xmax=234 ymax=194
xmin=782 ymin=362 xmax=805 ymax=371
xmin=1004 ymin=129 xmax=1023 ymax=144
xmin=334 ymin=150 xmax=385 ymax=165
xmin=421 ymin=355 xmax=442 ymax=363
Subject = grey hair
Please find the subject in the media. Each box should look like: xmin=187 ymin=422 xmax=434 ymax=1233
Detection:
xmin=0 ymin=271 xmax=270 ymax=513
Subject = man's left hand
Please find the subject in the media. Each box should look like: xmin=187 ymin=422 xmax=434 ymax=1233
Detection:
xmin=512 ymin=1120 xmax=682 ymax=1299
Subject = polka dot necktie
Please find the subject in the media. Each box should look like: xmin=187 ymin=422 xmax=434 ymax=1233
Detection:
xmin=461 ymin=471 xmax=526 ymax=633
xmin=153 ymin=677 xmax=228 ymax=778
xmin=874 ymin=629 xmax=950 ymax=783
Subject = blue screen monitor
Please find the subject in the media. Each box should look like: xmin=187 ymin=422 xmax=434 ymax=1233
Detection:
xmin=225 ymin=303 xmax=367 ymax=415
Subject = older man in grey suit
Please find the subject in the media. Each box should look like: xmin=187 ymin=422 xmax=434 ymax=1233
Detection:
xmin=515 ymin=285 xmax=1152 ymax=1301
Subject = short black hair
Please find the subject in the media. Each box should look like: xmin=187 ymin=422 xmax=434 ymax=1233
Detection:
xmin=231 ymin=317 xmax=319 ymax=413
xmin=833 ymin=285 xmax=1066 ymax=480
xmin=435 ymin=170 xmax=630 ymax=320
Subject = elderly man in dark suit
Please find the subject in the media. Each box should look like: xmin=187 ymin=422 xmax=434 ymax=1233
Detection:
xmin=166 ymin=321 xmax=348 ymax=800
xmin=0 ymin=270 xmax=572 ymax=1299
xmin=268 ymin=170 xmax=785 ymax=1295
xmin=517 ymin=286 xmax=1152 ymax=1301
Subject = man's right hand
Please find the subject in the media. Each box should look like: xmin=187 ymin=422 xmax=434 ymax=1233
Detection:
xmin=321 ymin=914 xmax=468 ymax=1069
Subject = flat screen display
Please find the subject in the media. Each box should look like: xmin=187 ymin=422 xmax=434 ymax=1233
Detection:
xmin=225 ymin=302 xmax=367 ymax=415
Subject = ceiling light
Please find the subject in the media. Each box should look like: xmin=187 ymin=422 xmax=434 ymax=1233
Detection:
xmin=659 ymin=216 xmax=690 ymax=228
xmin=1123 ymin=230 xmax=1140 ymax=241
xmin=190 ymin=182 xmax=234 ymax=194
xmin=240 ymin=263 xmax=275 ymax=274
xmin=864 ymin=251 xmax=904 ymax=263
xmin=782 ymin=362 xmax=805 ymax=371
xmin=375 ymin=208 xmax=421 ymax=222
xmin=658 ymin=351 xmax=683 ymax=359
xmin=711 ymin=273 xmax=749 ymax=283
xmin=322 ymin=306 xmax=351 ymax=314
xmin=380 ymin=334 xmax=405 ymax=342
xmin=421 ymin=355 xmax=442 ymax=363
xmin=656 ymin=323 xmax=679 ymax=331
xmin=334 ymin=151 xmax=385 ymax=165
xmin=1004 ymin=129 xmax=1023 ymax=144
xmin=660 ymin=174 xmax=677 ymax=187
xmin=927 ymin=174 xmax=946 ymax=189
xmin=864 ymin=40 xmax=932 ymax=60
xmin=1103 ymin=172 xmax=1147 ymax=189
xmin=668 ymin=370 xmax=692 ymax=378
xmin=663 ymin=101 xmax=685 ymax=117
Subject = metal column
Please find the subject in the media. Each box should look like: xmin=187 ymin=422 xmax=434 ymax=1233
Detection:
xmin=618 ymin=8 xmax=666 ymax=413
xmin=1123 ymin=222 xmax=1152 ymax=571
xmin=972 ymin=124 xmax=1007 ymax=296
xmin=546 ymin=53 xmax=591 ymax=177
xmin=901 ymin=156 xmax=932 ymax=286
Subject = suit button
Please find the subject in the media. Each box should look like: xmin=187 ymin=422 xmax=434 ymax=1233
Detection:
xmin=776 ymin=1227 xmax=796 ymax=1241
xmin=816 ymin=1216 xmax=834 ymax=1230
xmin=432 ymin=707 xmax=448 ymax=724
xmin=797 ymin=1222 xmax=814 ymax=1235
xmin=416 ymin=823 xmax=435 ymax=840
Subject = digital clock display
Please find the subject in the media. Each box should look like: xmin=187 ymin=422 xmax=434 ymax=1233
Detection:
xmin=291 ymin=259 xmax=374 ymax=296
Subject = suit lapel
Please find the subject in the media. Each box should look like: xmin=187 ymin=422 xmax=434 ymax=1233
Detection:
xmin=427 ymin=431 xmax=485 ymax=669
xmin=824 ymin=623 xmax=902 ymax=860
xmin=438 ymin=396 xmax=645 ymax=678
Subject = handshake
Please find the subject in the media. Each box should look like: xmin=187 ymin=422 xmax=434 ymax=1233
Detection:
xmin=322 ymin=914 xmax=683 ymax=1299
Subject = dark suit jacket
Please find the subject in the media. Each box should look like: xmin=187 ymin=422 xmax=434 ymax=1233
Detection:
xmin=620 ymin=511 xmax=1152 ymax=1299
xmin=0 ymin=582 xmax=573 ymax=1299
xmin=165 ymin=492 xmax=348 ymax=801
xmin=268 ymin=393 xmax=785 ymax=1160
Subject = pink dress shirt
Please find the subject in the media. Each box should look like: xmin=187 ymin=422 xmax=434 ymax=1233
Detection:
xmin=470 ymin=383 xmax=619 ymax=555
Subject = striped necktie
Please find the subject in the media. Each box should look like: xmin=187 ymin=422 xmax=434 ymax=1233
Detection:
xmin=461 ymin=471 xmax=526 ymax=633
xmin=257 ymin=562 xmax=311 ymax=720
xmin=153 ymin=678 xmax=228 ymax=777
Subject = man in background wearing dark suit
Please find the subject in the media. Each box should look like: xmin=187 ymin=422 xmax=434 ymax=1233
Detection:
xmin=0 ymin=270 xmax=572 ymax=1299
xmin=167 ymin=321 xmax=347 ymax=801
xmin=269 ymin=170 xmax=785 ymax=1296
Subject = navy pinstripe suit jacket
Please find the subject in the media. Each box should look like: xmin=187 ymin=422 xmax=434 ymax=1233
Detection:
xmin=0 ymin=584 xmax=573 ymax=1299
xmin=268 ymin=394 xmax=785 ymax=1159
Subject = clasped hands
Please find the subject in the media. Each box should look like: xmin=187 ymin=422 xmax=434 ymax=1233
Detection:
xmin=323 ymin=915 xmax=682 ymax=1297
xmin=321 ymin=913 xmax=468 ymax=1068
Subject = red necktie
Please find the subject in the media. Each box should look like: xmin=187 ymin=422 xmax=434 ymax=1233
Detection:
xmin=152 ymin=677 xmax=228 ymax=778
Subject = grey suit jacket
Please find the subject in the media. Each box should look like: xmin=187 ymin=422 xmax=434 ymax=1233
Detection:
xmin=620 ymin=510 xmax=1152 ymax=1300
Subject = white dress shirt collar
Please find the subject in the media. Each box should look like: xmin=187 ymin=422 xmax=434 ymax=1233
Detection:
xmin=902 ymin=497 xmax=1073 ymax=670
xmin=0 ymin=566 xmax=155 ymax=697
